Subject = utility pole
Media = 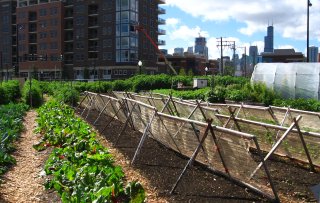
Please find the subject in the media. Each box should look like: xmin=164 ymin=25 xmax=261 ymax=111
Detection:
xmin=0 ymin=51 xmax=2 ymax=84
xmin=220 ymin=37 xmax=223 ymax=74
xmin=216 ymin=38 xmax=235 ymax=75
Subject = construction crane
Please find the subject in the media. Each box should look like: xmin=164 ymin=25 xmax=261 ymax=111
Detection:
xmin=133 ymin=24 xmax=177 ymax=75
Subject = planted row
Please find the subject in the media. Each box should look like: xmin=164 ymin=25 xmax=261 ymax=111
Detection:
xmin=34 ymin=101 xmax=145 ymax=202
xmin=0 ymin=103 xmax=28 ymax=177
xmin=0 ymin=80 xmax=21 ymax=104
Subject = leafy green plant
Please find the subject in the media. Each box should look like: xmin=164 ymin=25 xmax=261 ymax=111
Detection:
xmin=54 ymin=86 xmax=79 ymax=106
xmin=0 ymin=103 xmax=28 ymax=177
xmin=22 ymin=79 xmax=43 ymax=107
xmin=34 ymin=101 xmax=145 ymax=202
xmin=206 ymin=86 xmax=226 ymax=103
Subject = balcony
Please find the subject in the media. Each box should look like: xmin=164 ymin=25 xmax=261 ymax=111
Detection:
xmin=157 ymin=29 xmax=166 ymax=35
xmin=157 ymin=0 xmax=166 ymax=4
xmin=157 ymin=7 xmax=166 ymax=14
xmin=88 ymin=5 xmax=98 ymax=15
xmin=88 ymin=46 xmax=99 ymax=52
xmin=157 ymin=18 xmax=166 ymax=25
xmin=157 ymin=40 xmax=166 ymax=46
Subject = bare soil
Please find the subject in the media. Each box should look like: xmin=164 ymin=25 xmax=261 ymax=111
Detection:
xmin=0 ymin=110 xmax=60 ymax=203
xmin=79 ymin=108 xmax=320 ymax=203
xmin=0 ymin=108 xmax=318 ymax=203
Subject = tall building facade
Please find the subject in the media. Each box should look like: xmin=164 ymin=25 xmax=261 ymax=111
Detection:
xmin=264 ymin=25 xmax=274 ymax=53
xmin=0 ymin=0 xmax=17 ymax=80
xmin=309 ymin=46 xmax=319 ymax=62
xmin=173 ymin=47 xmax=184 ymax=56
xmin=1 ymin=0 xmax=165 ymax=80
xmin=249 ymin=45 xmax=258 ymax=66
xmin=194 ymin=36 xmax=208 ymax=60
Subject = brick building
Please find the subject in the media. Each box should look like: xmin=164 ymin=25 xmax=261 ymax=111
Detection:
xmin=0 ymin=0 xmax=166 ymax=80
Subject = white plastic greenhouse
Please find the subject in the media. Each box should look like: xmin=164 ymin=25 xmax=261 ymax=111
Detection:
xmin=251 ymin=63 xmax=320 ymax=99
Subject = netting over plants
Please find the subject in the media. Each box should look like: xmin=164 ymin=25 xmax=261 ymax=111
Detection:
xmin=251 ymin=63 xmax=320 ymax=99
xmin=78 ymin=91 xmax=320 ymax=202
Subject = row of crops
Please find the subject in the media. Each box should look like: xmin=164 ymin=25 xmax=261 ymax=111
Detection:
xmin=39 ymin=74 xmax=320 ymax=112
xmin=34 ymin=101 xmax=145 ymax=202
xmin=0 ymin=80 xmax=145 ymax=202
xmin=0 ymin=103 xmax=28 ymax=177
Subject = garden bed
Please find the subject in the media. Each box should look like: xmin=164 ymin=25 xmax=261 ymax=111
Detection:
xmin=78 ymin=108 xmax=320 ymax=203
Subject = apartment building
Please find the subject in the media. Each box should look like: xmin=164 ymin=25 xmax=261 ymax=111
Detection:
xmin=0 ymin=0 xmax=166 ymax=80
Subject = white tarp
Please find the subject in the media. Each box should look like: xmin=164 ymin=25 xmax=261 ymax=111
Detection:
xmin=251 ymin=63 xmax=320 ymax=99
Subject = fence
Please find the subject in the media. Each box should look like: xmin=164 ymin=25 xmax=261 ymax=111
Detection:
xmin=78 ymin=91 xmax=320 ymax=202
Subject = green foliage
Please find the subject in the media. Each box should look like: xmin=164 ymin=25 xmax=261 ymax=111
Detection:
xmin=206 ymin=86 xmax=226 ymax=103
xmin=54 ymin=86 xmax=80 ymax=106
xmin=22 ymin=79 xmax=43 ymax=107
xmin=0 ymin=103 xmax=28 ymax=177
xmin=273 ymin=98 xmax=320 ymax=112
xmin=178 ymin=68 xmax=186 ymax=76
xmin=112 ymin=79 xmax=132 ymax=91
xmin=35 ymin=101 xmax=145 ymax=202
xmin=187 ymin=69 xmax=194 ymax=77
xmin=0 ymin=80 xmax=21 ymax=104
xmin=153 ymin=88 xmax=209 ymax=101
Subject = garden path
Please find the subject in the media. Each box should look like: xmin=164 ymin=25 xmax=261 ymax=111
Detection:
xmin=0 ymin=110 xmax=60 ymax=203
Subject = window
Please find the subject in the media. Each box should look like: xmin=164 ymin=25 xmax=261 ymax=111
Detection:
xmin=121 ymin=37 xmax=129 ymax=49
xmin=50 ymin=18 xmax=58 ymax=26
xmin=103 ymin=39 xmax=112 ymax=48
xmin=50 ymin=7 xmax=58 ymax=15
xmin=75 ymin=16 xmax=85 ymax=25
xmin=39 ymin=8 xmax=47 ymax=16
xmin=39 ymin=43 xmax=47 ymax=50
xmin=50 ymin=42 xmax=58 ymax=49
xmin=39 ymin=32 xmax=47 ymax=39
xmin=39 ymin=20 xmax=47 ymax=28
xmin=50 ymin=30 xmax=58 ymax=38
xmin=103 ymin=14 xmax=112 ymax=22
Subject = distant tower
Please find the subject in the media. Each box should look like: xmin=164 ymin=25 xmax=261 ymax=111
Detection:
xmin=194 ymin=35 xmax=208 ymax=60
xmin=309 ymin=46 xmax=319 ymax=62
xmin=264 ymin=25 xmax=274 ymax=52
xmin=174 ymin=48 xmax=184 ymax=56
xmin=249 ymin=45 xmax=258 ymax=66
xmin=187 ymin=46 xmax=194 ymax=54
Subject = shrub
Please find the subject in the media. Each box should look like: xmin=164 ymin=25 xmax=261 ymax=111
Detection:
xmin=54 ymin=86 xmax=80 ymax=106
xmin=2 ymin=80 xmax=21 ymax=102
xmin=206 ymin=86 xmax=226 ymax=103
xmin=0 ymin=86 xmax=5 ymax=104
xmin=112 ymin=79 xmax=132 ymax=91
xmin=22 ymin=79 xmax=43 ymax=107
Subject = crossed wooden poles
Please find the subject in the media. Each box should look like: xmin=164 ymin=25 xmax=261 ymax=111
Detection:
xmin=77 ymin=91 xmax=320 ymax=203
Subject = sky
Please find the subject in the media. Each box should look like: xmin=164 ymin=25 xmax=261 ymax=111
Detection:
xmin=160 ymin=0 xmax=320 ymax=60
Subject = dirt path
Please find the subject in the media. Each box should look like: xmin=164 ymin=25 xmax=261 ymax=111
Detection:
xmin=0 ymin=110 xmax=60 ymax=203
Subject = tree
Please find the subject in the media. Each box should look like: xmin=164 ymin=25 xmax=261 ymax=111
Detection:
xmin=179 ymin=68 xmax=186 ymax=76
xmin=224 ymin=66 xmax=235 ymax=76
xmin=187 ymin=68 xmax=194 ymax=77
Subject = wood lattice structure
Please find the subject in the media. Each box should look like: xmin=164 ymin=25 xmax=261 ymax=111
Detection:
xmin=77 ymin=91 xmax=320 ymax=202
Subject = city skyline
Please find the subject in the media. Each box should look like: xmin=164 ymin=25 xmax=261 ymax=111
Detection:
xmin=161 ymin=0 xmax=320 ymax=60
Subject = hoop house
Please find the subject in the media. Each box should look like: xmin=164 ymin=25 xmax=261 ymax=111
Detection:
xmin=251 ymin=63 xmax=320 ymax=99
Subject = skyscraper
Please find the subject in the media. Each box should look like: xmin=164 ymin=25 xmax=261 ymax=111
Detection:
xmin=194 ymin=36 xmax=208 ymax=60
xmin=264 ymin=25 xmax=274 ymax=53
xmin=174 ymin=48 xmax=184 ymax=56
xmin=249 ymin=45 xmax=258 ymax=66
xmin=0 ymin=0 xmax=165 ymax=80
xmin=309 ymin=46 xmax=319 ymax=62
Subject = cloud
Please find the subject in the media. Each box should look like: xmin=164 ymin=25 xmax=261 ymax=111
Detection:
xmin=166 ymin=0 xmax=320 ymax=41
xmin=168 ymin=25 xmax=209 ymax=41
xmin=166 ymin=18 xmax=181 ymax=28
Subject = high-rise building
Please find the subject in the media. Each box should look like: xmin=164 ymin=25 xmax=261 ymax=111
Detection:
xmin=187 ymin=46 xmax=193 ymax=54
xmin=174 ymin=48 xmax=184 ymax=56
xmin=0 ymin=0 xmax=17 ymax=80
xmin=264 ymin=25 xmax=274 ymax=53
xmin=0 ymin=0 xmax=165 ymax=80
xmin=309 ymin=46 xmax=319 ymax=62
xmin=194 ymin=36 xmax=208 ymax=60
xmin=249 ymin=45 xmax=258 ymax=66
